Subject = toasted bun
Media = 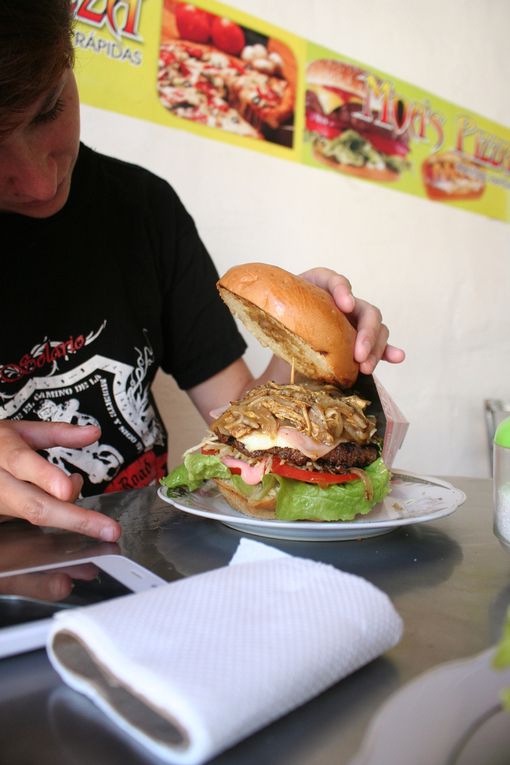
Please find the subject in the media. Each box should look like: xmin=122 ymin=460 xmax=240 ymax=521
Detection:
xmin=423 ymin=185 xmax=484 ymax=202
xmin=213 ymin=478 xmax=276 ymax=519
xmin=422 ymin=152 xmax=485 ymax=201
xmin=217 ymin=263 xmax=359 ymax=388
xmin=312 ymin=147 xmax=399 ymax=183
xmin=306 ymin=59 xmax=366 ymax=98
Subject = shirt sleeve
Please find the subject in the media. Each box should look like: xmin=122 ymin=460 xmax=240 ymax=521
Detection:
xmin=150 ymin=179 xmax=247 ymax=390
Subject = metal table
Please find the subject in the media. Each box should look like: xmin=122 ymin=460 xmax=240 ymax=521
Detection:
xmin=0 ymin=477 xmax=509 ymax=765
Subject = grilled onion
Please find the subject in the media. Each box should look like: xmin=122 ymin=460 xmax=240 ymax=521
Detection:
xmin=211 ymin=381 xmax=377 ymax=447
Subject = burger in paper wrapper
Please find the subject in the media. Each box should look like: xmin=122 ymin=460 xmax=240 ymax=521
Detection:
xmin=162 ymin=264 xmax=407 ymax=522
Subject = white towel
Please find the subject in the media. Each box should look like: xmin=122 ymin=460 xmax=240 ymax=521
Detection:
xmin=47 ymin=539 xmax=402 ymax=764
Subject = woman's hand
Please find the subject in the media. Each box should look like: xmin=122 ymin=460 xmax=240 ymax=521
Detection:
xmin=0 ymin=421 xmax=121 ymax=541
xmin=0 ymin=562 xmax=100 ymax=602
xmin=300 ymin=268 xmax=405 ymax=374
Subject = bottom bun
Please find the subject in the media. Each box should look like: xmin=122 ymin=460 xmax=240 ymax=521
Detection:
xmin=312 ymin=146 xmax=399 ymax=183
xmin=422 ymin=184 xmax=484 ymax=202
xmin=214 ymin=479 xmax=276 ymax=520
xmin=421 ymin=153 xmax=485 ymax=202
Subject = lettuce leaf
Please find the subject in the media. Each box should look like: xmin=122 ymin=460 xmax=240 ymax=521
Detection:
xmin=273 ymin=458 xmax=390 ymax=521
xmin=160 ymin=453 xmax=230 ymax=493
xmin=161 ymin=453 xmax=390 ymax=522
xmin=493 ymin=607 xmax=510 ymax=710
xmin=309 ymin=129 xmax=411 ymax=173
xmin=230 ymin=473 xmax=279 ymax=501
xmin=160 ymin=453 xmax=279 ymax=500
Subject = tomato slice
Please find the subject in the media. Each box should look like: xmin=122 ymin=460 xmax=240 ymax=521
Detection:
xmin=305 ymin=110 xmax=342 ymax=140
xmin=201 ymin=450 xmax=359 ymax=484
xmin=270 ymin=457 xmax=358 ymax=484
xmin=366 ymin=130 xmax=409 ymax=157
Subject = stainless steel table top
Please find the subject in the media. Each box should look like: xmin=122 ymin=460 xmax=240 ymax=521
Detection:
xmin=0 ymin=477 xmax=509 ymax=765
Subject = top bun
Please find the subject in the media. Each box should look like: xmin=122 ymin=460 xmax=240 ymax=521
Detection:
xmin=217 ymin=263 xmax=359 ymax=388
xmin=306 ymin=59 xmax=366 ymax=99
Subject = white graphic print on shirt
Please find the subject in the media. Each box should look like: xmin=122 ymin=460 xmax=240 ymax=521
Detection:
xmin=35 ymin=398 xmax=124 ymax=485
xmin=0 ymin=323 xmax=165 ymax=493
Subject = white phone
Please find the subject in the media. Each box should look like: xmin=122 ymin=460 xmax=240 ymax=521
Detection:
xmin=0 ymin=554 xmax=166 ymax=659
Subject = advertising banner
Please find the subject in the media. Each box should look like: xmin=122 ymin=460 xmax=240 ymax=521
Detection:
xmin=73 ymin=0 xmax=510 ymax=222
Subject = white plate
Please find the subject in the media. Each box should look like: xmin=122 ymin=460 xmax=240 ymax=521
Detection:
xmin=157 ymin=471 xmax=466 ymax=541
xmin=349 ymin=648 xmax=510 ymax=765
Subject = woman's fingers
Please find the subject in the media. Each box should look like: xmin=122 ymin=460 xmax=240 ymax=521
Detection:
xmin=299 ymin=269 xmax=405 ymax=372
xmin=349 ymin=298 xmax=405 ymax=372
xmin=0 ymin=468 xmax=121 ymax=541
xmin=7 ymin=421 xmax=101 ymax=450
xmin=0 ymin=571 xmax=74 ymax=602
xmin=0 ymin=422 xmax=98 ymax=500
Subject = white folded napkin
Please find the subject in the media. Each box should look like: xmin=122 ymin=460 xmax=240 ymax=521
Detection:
xmin=47 ymin=539 xmax=402 ymax=765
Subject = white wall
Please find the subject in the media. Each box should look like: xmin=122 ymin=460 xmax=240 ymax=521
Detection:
xmin=81 ymin=0 xmax=510 ymax=478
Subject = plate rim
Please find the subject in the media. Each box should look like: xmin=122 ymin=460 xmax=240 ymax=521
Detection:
xmin=349 ymin=647 xmax=510 ymax=765
xmin=158 ymin=470 xmax=466 ymax=532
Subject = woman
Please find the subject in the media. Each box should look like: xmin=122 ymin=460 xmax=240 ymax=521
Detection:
xmin=0 ymin=0 xmax=404 ymax=540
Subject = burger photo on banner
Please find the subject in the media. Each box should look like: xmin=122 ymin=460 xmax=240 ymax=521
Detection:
xmin=158 ymin=1 xmax=297 ymax=146
xmin=305 ymin=57 xmax=411 ymax=182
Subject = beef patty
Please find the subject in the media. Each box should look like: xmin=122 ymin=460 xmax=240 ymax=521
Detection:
xmin=216 ymin=433 xmax=378 ymax=473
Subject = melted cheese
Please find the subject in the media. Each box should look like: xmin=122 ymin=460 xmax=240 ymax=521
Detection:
xmin=240 ymin=432 xmax=287 ymax=451
xmin=308 ymin=84 xmax=362 ymax=115
xmin=239 ymin=428 xmax=339 ymax=461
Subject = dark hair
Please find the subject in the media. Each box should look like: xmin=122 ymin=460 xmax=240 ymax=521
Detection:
xmin=0 ymin=0 xmax=74 ymax=122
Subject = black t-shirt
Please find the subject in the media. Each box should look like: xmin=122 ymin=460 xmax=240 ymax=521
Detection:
xmin=0 ymin=144 xmax=246 ymax=496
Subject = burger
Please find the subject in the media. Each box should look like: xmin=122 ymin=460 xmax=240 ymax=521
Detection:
xmin=305 ymin=59 xmax=410 ymax=181
xmin=161 ymin=263 xmax=391 ymax=522
xmin=422 ymin=151 xmax=485 ymax=202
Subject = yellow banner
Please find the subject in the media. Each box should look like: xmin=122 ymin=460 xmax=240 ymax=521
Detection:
xmin=73 ymin=0 xmax=510 ymax=222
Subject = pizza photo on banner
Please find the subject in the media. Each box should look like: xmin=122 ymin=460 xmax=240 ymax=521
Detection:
xmin=158 ymin=1 xmax=297 ymax=147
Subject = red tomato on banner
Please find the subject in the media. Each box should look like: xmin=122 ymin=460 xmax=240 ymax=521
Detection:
xmin=211 ymin=17 xmax=245 ymax=56
xmin=175 ymin=3 xmax=213 ymax=43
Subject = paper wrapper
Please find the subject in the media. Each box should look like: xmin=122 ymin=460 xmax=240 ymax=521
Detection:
xmin=47 ymin=540 xmax=403 ymax=765
xmin=354 ymin=374 xmax=409 ymax=469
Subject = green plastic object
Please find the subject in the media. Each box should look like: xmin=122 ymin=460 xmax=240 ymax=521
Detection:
xmin=494 ymin=417 xmax=510 ymax=448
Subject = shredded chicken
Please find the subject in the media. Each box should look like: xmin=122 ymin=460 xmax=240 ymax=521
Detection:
xmin=211 ymin=381 xmax=377 ymax=446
